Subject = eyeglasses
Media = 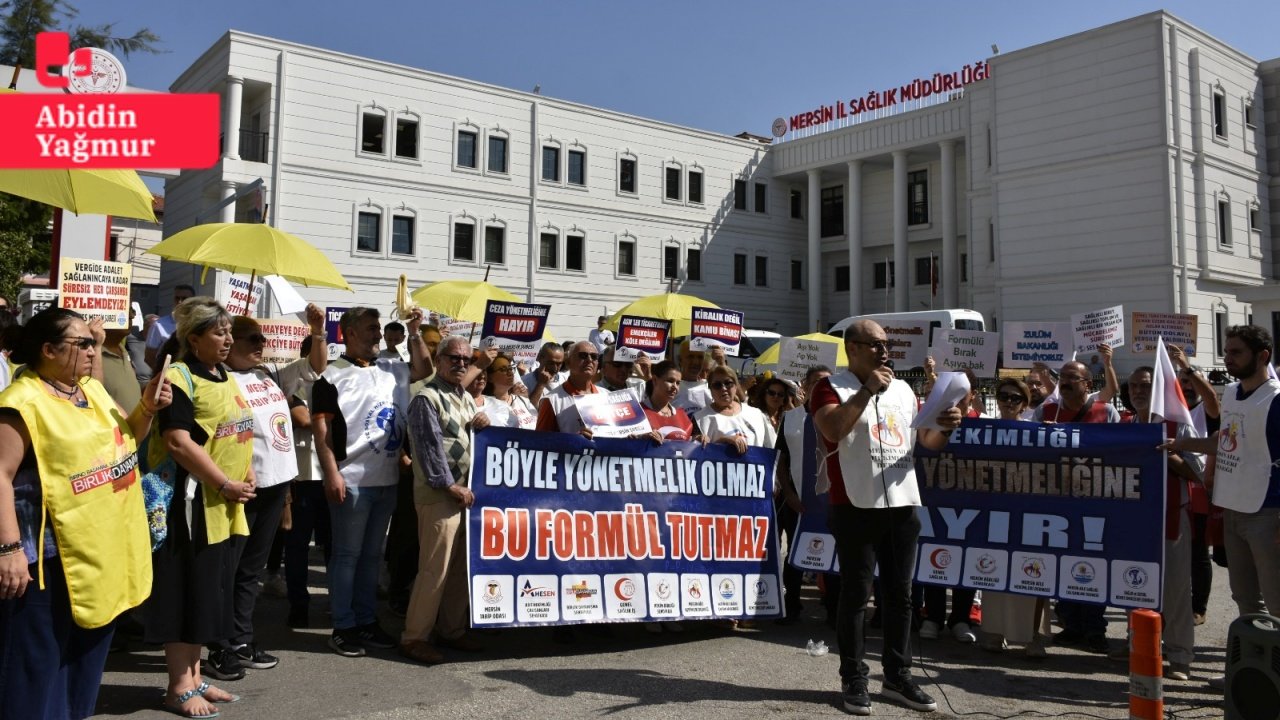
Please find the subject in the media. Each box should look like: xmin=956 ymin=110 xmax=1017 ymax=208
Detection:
xmin=60 ymin=336 xmax=96 ymax=350
xmin=850 ymin=340 xmax=889 ymax=352
xmin=996 ymin=392 xmax=1027 ymax=404
xmin=236 ymin=334 xmax=267 ymax=345
xmin=442 ymin=353 xmax=473 ymax=366
xmin=608 ymin=361 xmax=633 ymax=369
xmin=575 ymin=352 xmax=600 ymax=363
xmin=765 ymin=389 xmax=786 ymax=398
xmin=710 ymin=380 xmax=736 ymax=390
xmin=1059 ymin=375 xmax=1089 ymax=384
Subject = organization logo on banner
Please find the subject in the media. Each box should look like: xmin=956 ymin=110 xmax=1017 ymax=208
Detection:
xmin=962 ymin=548 xmax=1008 ymax=590
xmin=1059 ymin=555 xmax=1105 ymax=602
xmin=0 ymin=32 xmax=219 ymax=169
xmin=604 ymin=574 xmax=646 ymax=619
xmin=471 ymin=575 xmax=514 ymax=623
xmin=647 ymin=572 xmax=680 ymax=619
xmin=745 ymin=574 xmax=782 ymax=615
xmin=712 ymin=574 xmax=744 ymax=616
xmin=1110 ymin=561 xmax=1160 ymax=608
xmin=516 ymin=575 xmax=559 ymax=623
xmin=560 ymin=575 xmax=604 ymax=622
xmin=681 ymin=574 xmax=713 ymax=617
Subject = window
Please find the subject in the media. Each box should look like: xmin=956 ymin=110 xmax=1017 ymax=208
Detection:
xmin=617 ymin=239 xmax=636 ymax=276
xmin=961 ymin=253 xmax=968 ymax=282
xmin=457 ymin=130 xmax=478 ymax=168
xmin=686 ymin=248 xmax=701 ymax=282
xmin=619 ymin=157 xmax=637 ymax=194
xmin=391 ymin=215 xmax=414 ymax=255
xmin=1218 ymin=199 xmax=1232 ymax=247
xmin=361 ymin=111 xmax=385 ymax=154
xmin=1244 ymin=99 xmax=1256 ymax=129
xmin=452 ymin=222 xmax=475 ymax=262
xmin=665 ymin=166 xmax=681 ymax=201
xmin=357 ymin=211 xmax=380 ymax=252
xmin=688 ymin=170 xmax=703 ymax=204
xmin=791 ymin=260 xmax=803 ymax=290
xmin=754 ymin=182 xmax=767 ymax=214
xmin=873 ymin=261 xmax=895 ymax=290
xmin=908 ymin=169 xmax=929 ymax=225
xmin=1250 ymin=206 xmax=1261 ymax=233
xmin=484 ymin=225 xmax=505 ymax=264
xmin=820 ymin=186 xmax=843 ymax=237
xmin=755 ymin=256 xmax=768 ymax=286
xmin=539 ymin=232 xmax=558 ymax=269
xmin=988 ymin=222 xmax=995 ymax=262
xmin=915 ymin=256 xmax=935 ymax=285
xmin=835 ymin=265 xmax=850 ymax=292
xmin=733 ymin=253 xmax=748 ymax=285
xmin=567 ymin=149 xmax=586 ymax=186
xmin=663 ymin=246 xmax=679 ymax=280
xmin=790 ymin=189 xmax=802 ymax=219
xmin=488 ymin=135 xmax=508 ymax=173
xmin=1212 ymin=90 xmax=1227 ymax=140
xmin=1215 ymin=312 xmax=1227 ymax=356
xmin=394 ymin=117 xmax=418 ymax=159
xmin=542 ymin=146 xmax=560 ymax=182
xmin=734 ymin=179 xmax=748 ymax=210
xmin=566 ymin=234 xmax=585 ymax=272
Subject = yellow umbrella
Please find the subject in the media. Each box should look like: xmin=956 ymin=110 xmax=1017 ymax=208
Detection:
xmin=604 ymin=292 xmax=719 ymax=338
xmin=146 ymin=222 xmax=353 ymax=291
xmin=412 ymin=280 xmax=520 ymax=324
xmin=0 ymin=89 xmax=157 ymax=221
xmin=754 ymin=332 xmax=850 ymax=368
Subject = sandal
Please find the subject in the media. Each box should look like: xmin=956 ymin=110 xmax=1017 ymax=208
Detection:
xmin=162 ymin=686 xmax=220 ymax=719
xmin=196 ymin=681 xmax=241 ymax=704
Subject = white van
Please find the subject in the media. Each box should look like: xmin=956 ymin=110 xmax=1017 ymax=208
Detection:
xmin=727 ymin=330 xmax=781 ymax=377
xmin=828 ymin=309 xmax=986 ymax=342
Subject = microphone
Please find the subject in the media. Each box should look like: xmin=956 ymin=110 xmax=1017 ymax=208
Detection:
xmin=875 ymin=360 xmax=894 ymax=396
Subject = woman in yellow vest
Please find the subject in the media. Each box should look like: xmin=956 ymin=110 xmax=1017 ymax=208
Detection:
xmin=0 ymin=307 xmax=171 ymax=720
xmin=143 ymin=297 xmax=256 ymax=719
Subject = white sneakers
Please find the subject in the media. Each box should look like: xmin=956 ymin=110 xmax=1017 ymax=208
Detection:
xmin=952 ymin=622 xmax=977 ymax=643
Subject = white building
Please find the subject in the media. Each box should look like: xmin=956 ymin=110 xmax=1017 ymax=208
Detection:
xmin=162 ymin=10 xmax=1277 ymax=366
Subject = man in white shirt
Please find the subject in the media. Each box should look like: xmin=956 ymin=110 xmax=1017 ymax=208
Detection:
xmin=674 ymin=341 xmax=711 ymax=417
xmin=587 ymin=316 xmax=614 ymax=355
xmin=521 ymin=341 xmax=567 ymax=405
xmin=379 ymin=321 xmax=406 ymax=361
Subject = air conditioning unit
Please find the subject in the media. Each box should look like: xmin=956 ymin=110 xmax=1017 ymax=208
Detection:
xmin=1225 ymin=614 xmax=1280 ymax=720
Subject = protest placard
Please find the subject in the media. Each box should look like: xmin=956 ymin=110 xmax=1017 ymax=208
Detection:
xmin=1131 ymin=312 xmax=1197 ymax=355
xmin=482 ymin=301 xmax=551 ymax=356
xmin=616 ymin=316 xmax=671 ymax=362
xmin=931 ymin=329 xmax=999 ymax=376
xmin=57 ymin=256 xmax=131 ymax=328
xmin=257 ymin=317 xmax=309 ymax=366
xmin=775 ymin=337 xmax=838 ymax=384
xmin=1001 ymin=321 xmax=1074 ymax=369
xmin=879 ymin=321 xmax=930 ymax=368
xmin=324 ymin=306 xmax=348 ymax=360
xmin=575 ymin=390 xmax=652 ymax=438
xmin=1072 ymin=305 xmax=1125 ymax=353
xmin=688 ymin=307 xmax=743 ymax=356
xmin=218 ymin=273 xmax=263 ymax=316
xmin=469 ymin=427 xmax=782 ymax=627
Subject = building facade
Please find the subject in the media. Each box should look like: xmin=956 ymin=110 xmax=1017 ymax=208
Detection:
xmin=162 ymin=11 xmax=1276 ymax=366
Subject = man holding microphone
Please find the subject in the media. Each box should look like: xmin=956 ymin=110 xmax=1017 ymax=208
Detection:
xmin=811 ymin=320 xmax=962 ymax=715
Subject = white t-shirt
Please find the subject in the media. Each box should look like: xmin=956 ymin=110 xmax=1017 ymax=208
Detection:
xmin=694 ymin=403 xmax=777 ymax=449
xmin=520 ymin=369 xmax=567 ymax=393
xmin=588 ymin=327 xmax=615 ymax=354
xmin=231 ymin=366 xmax=299 ymax=488
xmin=482 ymin=394 xmax=537 ymax=429
xmin=145 ymin=313 xmax=177 ymax=351
xmin=676 ymin=380 xmax=712 ymax=417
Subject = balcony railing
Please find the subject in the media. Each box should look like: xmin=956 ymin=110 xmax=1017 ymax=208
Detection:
xmin=220 ymin=129 xmax=270 ymax=163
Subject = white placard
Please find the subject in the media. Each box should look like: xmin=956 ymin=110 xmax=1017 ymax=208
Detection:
xmin=775 ymin=337 xmax=839 ymax=384
xmin=932 ymin=329 xmax=999 ymax=377
xmin=1071 ymin=305 xmax=1125 ymax=353
xmin=878 ymin=321 xmax=930 ymax=368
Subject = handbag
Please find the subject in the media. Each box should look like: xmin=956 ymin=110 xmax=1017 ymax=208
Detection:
xmin=139 ymin=363 xmax=195 ymax=551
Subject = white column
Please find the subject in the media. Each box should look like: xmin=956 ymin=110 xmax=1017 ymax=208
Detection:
xmin=892 ymin=150 xmax=908 ymax=312
xmin=224 ymin=76 xmax=244 ymax=160
xmin=807 ymin=169 xmax=822 ymax=332
xmin=940 ymin=140 xmax=958 ymax=308
xmin=219 ymin=181 xmax=237 ymax=223
xmin=846 ymin=159 xmax=863 ymax=317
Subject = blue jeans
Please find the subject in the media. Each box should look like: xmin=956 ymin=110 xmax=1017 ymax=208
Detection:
xmin=327 ymin=484 xmax=397 ymax=630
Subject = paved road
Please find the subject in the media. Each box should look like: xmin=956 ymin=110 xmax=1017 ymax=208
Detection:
xmin=97 ymin=565 xmax=1237 ymax=719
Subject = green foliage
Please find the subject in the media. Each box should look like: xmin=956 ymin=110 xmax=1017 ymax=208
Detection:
xmin=0 ymin=196 xmax=52 ymax=302
xmin=0 ymin=0 xmax=160 ymax=66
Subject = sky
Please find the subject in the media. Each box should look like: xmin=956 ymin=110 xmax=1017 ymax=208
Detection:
xmin=64 ymin=0 xmax=1279 ymax=140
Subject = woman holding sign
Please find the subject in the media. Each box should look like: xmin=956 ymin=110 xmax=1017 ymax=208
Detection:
xmin=641 ymin=360 xmax=696 ymax=441
xmin=695 ymin=366 xmax=777 ymax=453
xmin=0 ymin=307 xmax=171 ymax=720
xmin=482 ymin=354 xmax=536 ymax=430
xmin=977 ymin=378 xmax=1052 ymax=657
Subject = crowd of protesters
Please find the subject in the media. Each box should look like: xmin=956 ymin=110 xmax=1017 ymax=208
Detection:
xmin=0 ymin=292 xmax=1274 ymax=718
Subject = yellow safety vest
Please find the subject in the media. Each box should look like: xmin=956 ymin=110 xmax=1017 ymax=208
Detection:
xmin=0 ymin=372 xmax=151 ymax=628
xmin=149 ymin=363 xmax=251 ymax=544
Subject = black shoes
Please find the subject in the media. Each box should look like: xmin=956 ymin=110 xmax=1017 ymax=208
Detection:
xmin=328 ymin=628 xmax=367 ymax=658
xmin=204 ymin=648 xmax=246 ymax=681
xmin=881 ymin=678 xmax=937 ymax=712
xmin=233 ymin=644 xmax=279 ymax=670
xmin=841 ymin=682 xmax=872 ymax=715
xmin=355 ymin=622 xmax=398 ymax=649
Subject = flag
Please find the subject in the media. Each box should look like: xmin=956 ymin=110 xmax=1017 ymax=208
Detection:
xmin=1153 ymin=336 xmax=1197 ymax=433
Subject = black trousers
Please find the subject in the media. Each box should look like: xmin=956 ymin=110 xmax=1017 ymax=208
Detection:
xmin=777 ymin=499 xmax=803 ymax=617
xmin=830 ymin=504 xmax=919 ymax=685
xmin=213 ymin=482 xmax=289 ymax=649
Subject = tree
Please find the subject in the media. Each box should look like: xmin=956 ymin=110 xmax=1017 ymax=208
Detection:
xmin=0 ymin=1 xmax=160 ymax=303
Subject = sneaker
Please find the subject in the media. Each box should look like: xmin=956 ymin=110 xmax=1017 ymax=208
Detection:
xmin=881 ymin=678 xmax=937 ymax=712
xmin=841 ymin=681 xmax=872 ymax=716
xmin=979 ymin=633 xmax=1007 ymax=652
xmin=232 ymin=644 xmax=278 ymax=670
xmin=328 ymin=629 xmax=367 ymax=658
xmin=1164 ymin=662 xmax=1191 ymax=681
xmin=263 ymin=573 xmax=287 ymax=598
xmin=204 ymin=648 xmax=246 ymax=681
xmin=1026 ymin=635 xmax=1049 ymax=659
xmin=951 ymin=621 xmax=976 ymax=643
xmin=355 ymin=623 xmax=397 ymax=650
xmin=1207 ymin=674 xmax=1224 ymax=691
xmin=1193 ymin=613 xmax=1206 ymax=626
xmin=919 ymin=619 xmax=941 ymax=640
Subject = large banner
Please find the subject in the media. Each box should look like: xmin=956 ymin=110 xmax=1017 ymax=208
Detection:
xmin=788 ymin=419 xmax=1167 ymax=609
xmin=469 ymin=428 xmax=783 ymax=627
xmin=916 ymin=418 xmax=1165 ymax=609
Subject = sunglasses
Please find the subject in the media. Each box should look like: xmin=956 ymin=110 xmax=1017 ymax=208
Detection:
xmin=443 ymin=353 xmax=473 ymax=366
xmin=765 ymin=389 xmax=786 ymax=398
xmin=850 ymin=340 xmax=889 ymax=352
xmin=236 ymin=333 xmax=267 ymax=345
xmin=60 ymin=336 xmax=96 ymax=350
xmin=608 ymin=361 xmax=633 ymax=369
xmin=710 ymin=380 xmax=736 ymax=390
xmin=575 ymin=352 xmax=600 ymax=363
xmin=996 ymin=392 xmax=1026 ymax=404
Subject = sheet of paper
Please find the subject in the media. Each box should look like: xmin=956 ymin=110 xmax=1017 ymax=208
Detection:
xmin=910 ymin=371 xmax=969 ymax=431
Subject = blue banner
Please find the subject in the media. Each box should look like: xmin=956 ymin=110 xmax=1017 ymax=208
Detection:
xmin=786 ymin=414 xmax=841 ymax=573
xmin=468 ymin=427 xmax=783 ymax=627
xmin=788 ymin=418 xmax=1167 ymax=609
